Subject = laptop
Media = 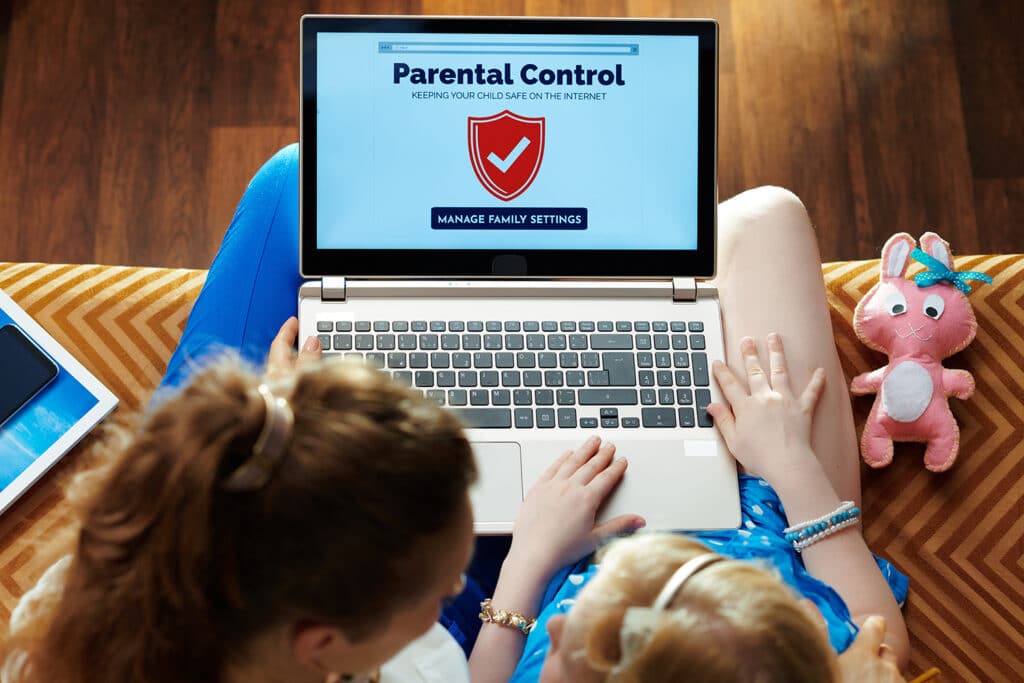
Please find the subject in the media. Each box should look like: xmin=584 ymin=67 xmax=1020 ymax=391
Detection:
xmin=297 ymin=15 xmax=740 ymax=532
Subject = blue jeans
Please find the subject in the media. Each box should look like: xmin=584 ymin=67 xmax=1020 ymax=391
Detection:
xmin=159 ymin=144 xmax=501 ymax=654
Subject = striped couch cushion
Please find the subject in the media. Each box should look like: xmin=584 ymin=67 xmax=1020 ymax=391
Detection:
xmin=0 ymin=259 xmax=1021 ymax=679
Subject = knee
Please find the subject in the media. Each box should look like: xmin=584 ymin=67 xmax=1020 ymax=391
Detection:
xmin=718 ymin=186 xmax=816 ymax=259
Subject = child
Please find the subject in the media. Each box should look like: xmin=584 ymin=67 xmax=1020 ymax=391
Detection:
xmin=2 ymin=353 xmax=477 ymax=683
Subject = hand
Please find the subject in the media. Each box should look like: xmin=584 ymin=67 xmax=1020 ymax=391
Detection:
xmin=837 ymin=617 xmax=906 ymax=682
xmin=706 ymin=334 xmax=826 ymax=482
xmin=509 ymin=436 xmax=645 ymax=580
xmin=266 ymin=317 xmax=322 ymax=378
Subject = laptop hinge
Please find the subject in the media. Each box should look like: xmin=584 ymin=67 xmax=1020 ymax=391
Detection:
xmin=322 ymin=276 xmax=347 ymax=302
xmin=672 ymin=277 xmax=697 ymax=302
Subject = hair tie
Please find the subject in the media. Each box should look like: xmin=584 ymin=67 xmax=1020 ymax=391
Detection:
xmin=224 ymin=384 xmax=294 ymax=492
xmin=615 ymin=553 xmax=725 ymax=671
xmin=910 ymin=248 xmax=992 ymax=294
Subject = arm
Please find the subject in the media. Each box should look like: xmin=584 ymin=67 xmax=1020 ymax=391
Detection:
xmin=708 ymin=334 xmax=909 ymax=671
xmin=850 ymin=366 xmax=887 ymax=395
xmin=467 ymin=438 xmax=645 ymax=683
xmin=942 ymin=367 xmax=974 ymax=399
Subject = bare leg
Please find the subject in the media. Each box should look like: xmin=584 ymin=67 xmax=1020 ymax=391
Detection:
xmin=712 ymin=187 xmax=862 ymax=506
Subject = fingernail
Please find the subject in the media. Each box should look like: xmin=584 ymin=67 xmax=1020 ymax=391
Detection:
xmin=768 ymin=332 xmax=778 ymax=342
xmin=866 ymin=615 xmax=885 ymax=629
xmin=634 ymin=518 xmax=647 ymax=530
xmin=585 ymin=435 xmax=600 ymax=446
xmin=604 ymin=441 xmax=615 ymax=450
xmin=302 ymin=335 xmax=320 ymax=352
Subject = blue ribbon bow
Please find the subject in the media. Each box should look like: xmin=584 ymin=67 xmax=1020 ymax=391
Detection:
xmin=910 ymin=248 xmax=992 ymax=294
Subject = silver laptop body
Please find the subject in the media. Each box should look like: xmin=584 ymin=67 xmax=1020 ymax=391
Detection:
xmin=298 ymin=15 xmax=740 ymax=532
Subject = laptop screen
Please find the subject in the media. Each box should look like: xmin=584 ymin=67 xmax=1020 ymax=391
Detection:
xmin=301 ymin=17 xmax=717 ymax=278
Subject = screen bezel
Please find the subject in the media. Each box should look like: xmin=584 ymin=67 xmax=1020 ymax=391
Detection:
xmin=300 ymin=15 xmax=718 ymax=278
xmin=0 ymin=324 xmax=59 ymax=427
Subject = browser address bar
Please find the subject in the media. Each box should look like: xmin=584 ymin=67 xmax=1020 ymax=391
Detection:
xmin=378 ymin=41 xmax=639 ymax=56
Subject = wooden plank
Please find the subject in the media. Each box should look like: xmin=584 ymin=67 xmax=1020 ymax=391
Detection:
xmin=975 ymin=178 xmax=1024 ymax=254
xmin=0 ymin=0 xmax=114 ymax=264
xmin=0 ymin=1 xmax=11 ymax=121
xmin=837 ymin=0 xmax=978 ymax=257
xmin=949 ymin=2 xmax=1024 ymax=180
xmin=206 ymin=126 xmax=298 ymax=250
xmin=731 ymin=0 xmax=857 ymax=262
xmin=94 ymin=1 xmax=216 ymax=268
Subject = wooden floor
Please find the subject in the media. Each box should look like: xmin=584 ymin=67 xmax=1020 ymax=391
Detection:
xmin=1 ymin=0 xmax=1022 ymax=268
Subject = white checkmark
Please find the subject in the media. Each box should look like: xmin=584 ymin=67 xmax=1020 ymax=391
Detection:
xmin=487 ymin=136 xmax=531 ymax=174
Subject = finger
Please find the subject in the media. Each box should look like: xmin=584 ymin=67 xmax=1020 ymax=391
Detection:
xmin=296 ymin=333 xmax=323 ymax=370
xmin=851 ymin=616 xmax=887 ymax=652
xmin=588 ymin=457 xmax=629 ymax=503
xmin=878 ymin=643 xmax=898 ymax=665
xmin=555 ymin=435 xmax=601 ymax=480
xmin=540 ymin=448 xmax=575 ymax=482
xmin=799 ymin=367 xmax=827 ymax=416
xmin=711 ymin=360 xmax=747 ymax=407
xmin=572 ymin=441 xmax=617 ymax=485
xmin=593 ymin=513 xmax=646 ymax=540
xmin=766 ymin=333 xmax=793 ymax=397
xmin=704 ymin=403 xmax=736 ymax=447
xmin=740 ymin=336 xmax=769 ymax=393
xmin=266 ymin=317 xmax=300 ymax=376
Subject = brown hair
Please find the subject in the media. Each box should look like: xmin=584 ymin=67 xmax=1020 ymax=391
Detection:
xmin=2 ymin=357 xmax=476 ymax=683
xmin=577 ymin=534 xmax=836 ymax=683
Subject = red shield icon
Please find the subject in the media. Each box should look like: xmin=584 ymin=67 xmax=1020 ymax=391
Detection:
xmin=468 ymin=110 xmax=545 ymax=201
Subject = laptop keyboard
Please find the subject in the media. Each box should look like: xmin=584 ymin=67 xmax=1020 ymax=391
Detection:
xmin=316 ymin=319 xmax=713 ymax=430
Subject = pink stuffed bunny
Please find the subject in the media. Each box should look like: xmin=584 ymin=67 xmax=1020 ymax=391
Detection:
xmin=851 ymin=232 xmax=989 ymax=472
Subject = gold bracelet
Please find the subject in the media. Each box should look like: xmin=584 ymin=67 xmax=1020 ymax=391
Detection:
xmin=479 ymin=598 xmax=536 ymax=635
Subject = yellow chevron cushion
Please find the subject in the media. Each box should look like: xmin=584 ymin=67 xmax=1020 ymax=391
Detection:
xmin=0 ymin=259 xmax=1021 ymax=679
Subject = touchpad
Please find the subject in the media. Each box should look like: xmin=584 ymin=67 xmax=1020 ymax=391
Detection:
xmin=469 ymin=442 xmax=523 ymax=531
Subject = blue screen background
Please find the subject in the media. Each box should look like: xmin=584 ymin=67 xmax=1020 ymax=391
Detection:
xmin=316 ymin=32 xmax=700 ymax=251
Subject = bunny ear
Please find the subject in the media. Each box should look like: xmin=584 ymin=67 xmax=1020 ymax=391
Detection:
xmin=920 ymin=232 xmax=953 ymax=268
xmin=880 ymin=233 xmax=916 ymax=280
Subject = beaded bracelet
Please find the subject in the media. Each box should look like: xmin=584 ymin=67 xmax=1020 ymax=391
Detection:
xmin=479 ymin=598 xmax=536 ymax=635
xmin=784 ymin=501 xmax=861 ymax=552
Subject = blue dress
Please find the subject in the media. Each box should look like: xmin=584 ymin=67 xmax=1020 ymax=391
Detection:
xmin=508 ymin=474 xmax=908 ymax=682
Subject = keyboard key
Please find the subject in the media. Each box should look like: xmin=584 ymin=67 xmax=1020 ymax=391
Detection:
xmin=639 ymin=371 xmax=655 ymax=387
xmin=480 ymin=371 xmax=499 ymax=387
xmin=658 ymin=389 xmax=675 ymax=405
xmin=579 ymin=321 xmax=596 ymax=332
xmin=538 ymin=353 xmax=558 ymax=368
xmin=654 ymin=334 xmax=670 ymax=350
xmin=495 ymin=353 xmax=515 ymax=369
xmin=437 ymin=371 xmax=456 ymax=387
xmin=636 ymin=334 xmax=652 ymax=350
xmin=544 ymin=370 xmax=564 ymax=387
xmin=376 ymin=334 xmax=396 ymax=350
xmin=458 ymin=408 xmax=511 ymax=428
xmin=317 ymin=321 xmax=333 ymax=332
xmin=579 ymin=389 xmax=638 ymax=405
xmin=515 ymin=408 xmax=534 ymax=428
xmin=581 ymin=352 xmax=600 ymax=368
xmin=557 ymin=408 xmax=577 ymax=428
xmin=467 ymin=321 xmax=484 ymax=332
xmin=415 ymin=371 xmax=434 ymax=387
xmin=691 ymin=335 xmax=706 ymax=350
xmin=409 ymin=352 xmax=428 ymax=369
xmin=504 ymin=321 xmax=521 ymax=332
xmin=332 ymin=334 xmax=353 ymax=351
xmin=367 ymin=353 xmax=386 ymax=368
xmin=569 ymin=334 xmax=588 ymax=350
xmin=398 ymin=334 xmax=417 ymax=350
xmin=696 ymin=389 xmax=713 ymax=427
xmin=587 ymin=370 xmax=610 ymax=386
xmin=535 ymin=389 xmax=554 ymax=406
xmin=673 ymin=352 xmax=690 ymax=368
xmin=634 ymin=321 xmax=650 ymax=332
xmin=652 ymin=321 xmax=668 ymax=332
xmin=657 ymin=371 xmax=673 ymax=386
xmin=556 ymin=389 xmax=575 ymax=405
xmin=559 ymin=352 xmax=579 ymax=368
xmin=580 ymin=417 xmax=599 ymax=428
xmin=487 ymin=321 xmax=505 ymax=331
xmin=501 ymin=370 xmax=521 ymax=387
xmin=536 ymin=408 xmax=556 ymax=428
xmin=642 ymin=408 xmax=677 ymax=428
xmin=426 ymin=390 xmax=445 ymax=405
xmin=420 ymin=334 xmax=439 ymax=350
xmin=692 ymin=353 xmax=710 ymax=386
xmin=637 ymin=352 xmax=653 ymax=368
xmin=597 ymin=321 xmax=614 ymax=332
xmin=527 ymin=334 xmax=546 ymax=350
xmin=600 ymin=407 xmax=619 ymax=418
xmin=513 ymin=389 xmax=532 ymax=406
xmin=335 ymin=321 xmax=353 ymax=332
xmin=671 ymin=335 xmax=688 ymax=350
xmin=655 ymin=353 xmax=672 ymax=368
xmin=441 ymin=334 xmax=460 ymax=350
xmin=387 ymin=352 xmax=407 ymax=368
xmin=430 ymin=321 xmax=446 ymax=332
xmin=356 ymin=321 xmax=372 ymax=332
xmin=393 ymin=370 xmax=413 ymax=386
xmin=355 ymin=335 xmax=374 ymax=350
xmin=622 ymin=417 xmax=641 ymax=428
xmin=675 ymin=371 xmax=692 ymax=386
xmin=462 ymin=334 xmax=482 ymax=350
xmin=448 ymin=321 xmax=465 ymax=332
xmin=473 ymin=352 xmax=493 ymax=368
xmin=448 ymin=389 xmax=468 ymax=406
xmin=392 ymin=321 xmax=409 ymax=332
xmin=453 ymin=353 xmax=472 ymax=368
xmin=678 ymin=407 xmax=696 ymax=428
xmin=566 ymin=371 xmax=585 ymax=387
xmin=541 ymin=321 xmax=558 ymax=332
xmin=430 ymin=352 xmax=450 ymax=368
xmin=491 ymin=389 xmax=511 ymax=406
xmin=523 ymin=321 xmax=540 ymax=332
xmin=411 ymin=321 xmax=428 ymax=332
xmin=560 ymin=321 xmax=576 ymax=332
xmin=523 ymin=371 xmax=543 ymax=386
xmin=484 ymin=334 xmax=503 ymax=350
xmin=671 ymin=321 xmax=687 ymax=332
xmin=677 ymin=389 xmax=694 ymax=405
xmin=591 ymin=334 xmax=633 ymax=350
xmin=517 ymin=351 xmax=536 ymax=368
xmin=548 ymin=334 xmax=567 ymax=350
xmin=505 ymin=334 xmax=524 ymax=350
xmin=601 ymin=417 xmax=619 ymax=428
xmin=458 ymin=370 xmax=478 ymax=387
xmin=470 ymin=389 xmax=489 ymax=406
xmin=640 ymin=389 xmax=657 ymax=405
xmin=603 ymin=352 xmax=636 ymax=386
xmin=615 ymin=321 xmax=632 ymax=332
xmin=689 ymin=321 xmax=704 ymax=332
xmin=374 ymin=321 xmax=390 ymax=332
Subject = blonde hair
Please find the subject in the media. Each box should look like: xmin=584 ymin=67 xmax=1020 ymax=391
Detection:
xmin=577 ymin=534 xmax=836 ymax=683
xmin=1 ymin=356 xmax=476 ymax=683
